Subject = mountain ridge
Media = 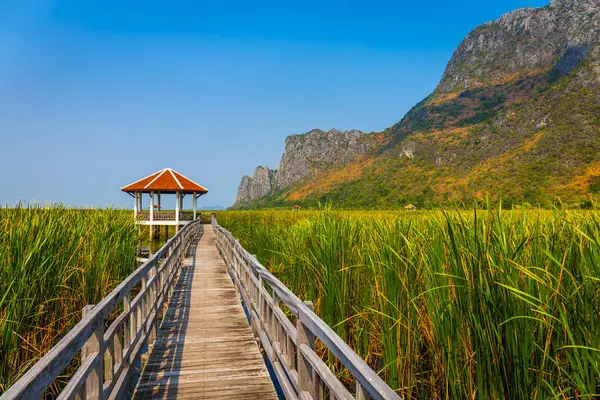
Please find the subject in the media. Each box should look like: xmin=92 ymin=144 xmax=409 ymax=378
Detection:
xmin=233 ymin=0 xmax=600 ymax=209
xmin=234 ymin=128 xmax=381 ymax=205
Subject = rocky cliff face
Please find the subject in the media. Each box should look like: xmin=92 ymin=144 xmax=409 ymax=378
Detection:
xmin=235 ymin=166 xmax=276 ymax=204
xmin=273 ymin=129 xmax=374 ymax=190
xmin=235 ymin=129 xmax=376 ymax=204
xmin=436 ymin=0 xmax=599 ymax=93
xmin=389 ymin=0 xmax=599 ymax=143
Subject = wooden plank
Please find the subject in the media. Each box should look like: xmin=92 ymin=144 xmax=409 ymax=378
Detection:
xmin=133 ymin=225 xmax=277 ymax=400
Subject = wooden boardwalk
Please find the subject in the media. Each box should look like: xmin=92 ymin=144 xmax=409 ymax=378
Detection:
xmin=2 ymin=218 xmax=399 ymax=400
xmin=133 ymin=225 xmax=278 ymax=399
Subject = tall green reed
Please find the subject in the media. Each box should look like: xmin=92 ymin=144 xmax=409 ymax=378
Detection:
xmin=218 ymin=208 xmax=600 ymax=399
xmin=0 ymin=205 xmax=138 ymax=392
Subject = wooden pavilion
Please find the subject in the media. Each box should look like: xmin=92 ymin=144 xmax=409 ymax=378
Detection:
xmin=121 ymin=168 xmax=208 ymax=237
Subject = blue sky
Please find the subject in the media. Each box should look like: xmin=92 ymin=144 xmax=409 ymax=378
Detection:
xmin=0 ymin=0 xmax=549 ymax=208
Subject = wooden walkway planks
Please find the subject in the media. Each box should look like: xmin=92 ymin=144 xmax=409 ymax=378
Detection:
xmin=133 ymin=225 xmax=278 ymax=400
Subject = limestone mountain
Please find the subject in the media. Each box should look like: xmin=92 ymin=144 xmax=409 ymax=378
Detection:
xmin=234 ymin=0 xmax=600 ymax=209
xmin=236 ymin=166 xmax=276 ymax=204
xmin=234 ymin=129 xmax=380 ymax=205
xmin=436 ymin=0 xmax=599 ymax=94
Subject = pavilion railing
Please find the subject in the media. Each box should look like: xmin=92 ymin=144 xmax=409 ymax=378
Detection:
xmin=0 ymin=219 xmax=204 ymax=400
xmin=212 ymin=215 xmax=401 ymax=400
xmin=180 ymin=212 xmax=194 ymax=221
xmin=135 ymin=211 xmax=196 ymax=221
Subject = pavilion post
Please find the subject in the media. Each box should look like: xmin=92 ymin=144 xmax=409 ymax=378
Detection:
xmin=157 ymin=192 xmax=161 ymax=211
xmin=193 ymin=192 xmax=197 ymax=220
xmin=175 ymin=191 xmax=180 ymax=233
xmin=133 ymin=192 xmax=138 ymax=218
xmin=149 ymin=192 xmax=154 ymax=240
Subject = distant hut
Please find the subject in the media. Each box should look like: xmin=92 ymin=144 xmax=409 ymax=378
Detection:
xmin=292 ymin=205 xmax=302 ymax=211
xmin=404 ymin=204 xmax=417 ymax=212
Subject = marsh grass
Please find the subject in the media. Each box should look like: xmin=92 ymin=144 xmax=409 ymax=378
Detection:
xmin=0 ymin=205 xmax=138 ymax=393
xmin=218 ymin=208 xmax=600 ymax=399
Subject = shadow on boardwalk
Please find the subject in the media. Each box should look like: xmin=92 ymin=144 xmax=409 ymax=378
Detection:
xmin=132 ymin=243 xmax=197 ymax=399
xmin=130 ymin=225 xmax=277 ymax=399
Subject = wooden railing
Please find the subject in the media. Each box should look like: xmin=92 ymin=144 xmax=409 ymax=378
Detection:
xmin=212 ymin=215 xmax=401 ymax=400
xmin=1 ymin=220 xmax=204 ymax=400
xmin=135 ymin=211 xmax=196 ymax=221
xmin=179 ymin=212 xmax=195 ymax=221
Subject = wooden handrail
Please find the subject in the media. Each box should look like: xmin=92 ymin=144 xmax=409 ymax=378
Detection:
xmin=211 ymin=215 xmax=401 ymax=400
xmin=1 ymin=220 xmax=204 ymax=400
xmin=135 ymin=211 xmax=197 ymax=221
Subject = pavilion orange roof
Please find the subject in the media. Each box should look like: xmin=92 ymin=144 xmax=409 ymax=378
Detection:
xmin=121 ymin=168 xmax=208 ymax=194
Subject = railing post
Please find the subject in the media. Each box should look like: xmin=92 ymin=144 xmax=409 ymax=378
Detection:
xmin=179 ymin=231 xmax=186 ymax=264
xmin=81 ymin=305 xmax=104 ymax=400
xmin=270 ymin=294 xmax=279 ymax=337
xmin=122 ymin=295 xmax=130 ymax=346
xmin=113 ymin=324 xmax=123 ymax=377
xmin=286 ymin=333 xmax=296 ymax=374
xmin=270 ymin=293 xmax=280 ymax=360
xmin=258 ymin=274 xmax=264 ymax=318
xmin=356 ymin=382 xmax=371 ymax=400
xmin=297 ymin=302 xmax=316 ymax=399
xmin=139 ymin=276 xmax=146 ymax=335
xmin=163 ymin=252 xmax=171 ymax=311
xmin=105 ymin=334 xmax=115 ymax=385
xmin=149 ymin=264 xmax=158 ymax=344
xmin=251 ymin=255 xmax=258 ymax=307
